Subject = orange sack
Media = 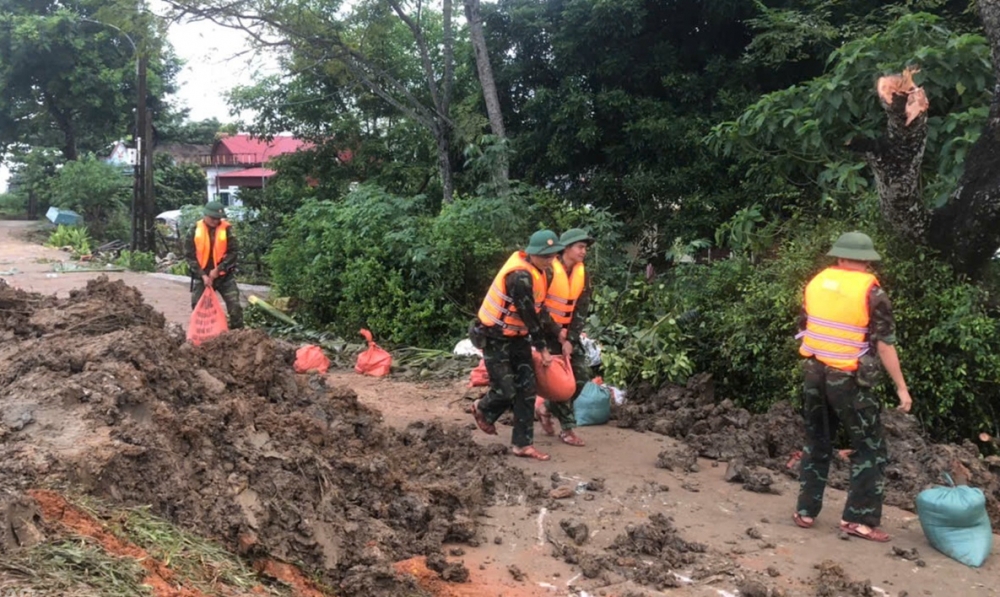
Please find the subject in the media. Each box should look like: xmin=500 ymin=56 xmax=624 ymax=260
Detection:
xmin=294 ymin=345 xmax=330 ymax=374
xmin=187 ymin=290 xmax=228 ymax=346
xmin=469 ymin=359 xmax=490 ymax=387
xmin=355 ymin=329 xmax=392 ymax=377
xmin=532 ymin=350 xmax=576 ymax=402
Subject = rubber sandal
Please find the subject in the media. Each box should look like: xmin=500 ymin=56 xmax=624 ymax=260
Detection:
xmin=536 ymin=406 xmax=556 ymax=436
xmin=470 ymin=400 xmax=497 ymax=435
xmin=511 ymin=445 xmax=550 ymax=461
xmin=559 ymin=430 xmax=586 ymax=447
xmin=792 ymin=513 xmax=814 ymax=529
xmin=840 ymin=522 xmax=890 ymax=542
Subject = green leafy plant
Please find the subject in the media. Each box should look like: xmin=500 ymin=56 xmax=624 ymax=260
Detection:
xmin=46 ymin=225 xmax=92 ymax=258
xmin=114 ymin=250 xmax=157 ymax=272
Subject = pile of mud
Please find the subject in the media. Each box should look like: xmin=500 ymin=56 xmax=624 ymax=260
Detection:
xmin=0 ymin=277 xmax=540 ymax=596
xmin=618 ymin=373 xmax=1000 ymax=526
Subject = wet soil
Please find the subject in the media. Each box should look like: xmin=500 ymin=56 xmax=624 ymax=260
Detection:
xmin=618 ymin=373 xmax=1000 ymax=527
xmin=0 ymin=277 xmax=540 ymax=596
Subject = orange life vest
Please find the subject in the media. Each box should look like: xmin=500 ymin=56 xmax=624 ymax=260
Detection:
xmin=194 ymin=219 xmax=230 ymax=273
xmin=797 ymin=267 xmax=879 ymax=371
xmin=545 ymin=259 xmax=586 ymax=327
xmin=478 ymin=251 xmax=547 ymax=337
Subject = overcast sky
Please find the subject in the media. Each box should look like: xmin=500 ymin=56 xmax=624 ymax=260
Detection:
xmin=0 ymin=10 xmax=275 ymax=193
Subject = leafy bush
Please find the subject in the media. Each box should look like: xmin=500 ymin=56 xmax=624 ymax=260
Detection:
xmin=589 ymin=279 xmax=693 ymax=387
xmin=657 ymin=216 xmax=1000 ymax=443
xmin=46 ymin=225 xmax=92 ymax=258
xmin=114 ymin=250 xmax=157 ymax=272
xmin=47 ymin=156 xmax=130 ymax=240
xmin=267 ymin=185 xmax=588 ymax=347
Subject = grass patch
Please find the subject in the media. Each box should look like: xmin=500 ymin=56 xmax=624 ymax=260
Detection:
xmin=0 ymin=538 xmax=151 ymax=596
xmin=115 ymin=505 xmax=290 ymax=596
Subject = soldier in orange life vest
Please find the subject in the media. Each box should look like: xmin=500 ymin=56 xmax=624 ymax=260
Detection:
xmin=469 ymin=230 xmax=563 ymax=461
xmin=793 ymin=232 xmax=912 ymax=543
xmin=184 ymin=201 xmax=244 ymax=329
xmin=536 ymin=228 xmax=595 ymax=447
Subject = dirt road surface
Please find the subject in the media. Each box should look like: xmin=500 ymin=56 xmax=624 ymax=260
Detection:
xmin=2 ymin=219 xmax=997 ymax=596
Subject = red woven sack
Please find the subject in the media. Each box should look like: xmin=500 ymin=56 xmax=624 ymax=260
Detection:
xmin=532 ymin=350 xmax=575 ymax=402
xmin=186 ymin=290 xmax=228 ymax=346
xmin=355 ymin=329 xmax=392 ymax=376
xmin=469 ymin=359 xmax=490 ymax=387
xmin=294 ymin=345 xmax=330 ymax=374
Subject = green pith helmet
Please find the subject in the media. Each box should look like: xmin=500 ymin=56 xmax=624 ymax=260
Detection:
xmin=827 ymin=231 xmax=881 ymax=262
xmin=203 ymin=201 xmax=227 ymax=219
xmin=525 ymin=229 xmax=563 ymax=256
xmin=559 ymin=228 xmax=595 ymax=247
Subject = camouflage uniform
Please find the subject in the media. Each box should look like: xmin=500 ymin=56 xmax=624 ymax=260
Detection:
xmin=796 ymin=286 xmax=894 ymax=527
xmin=477 ymin=269 xmax=556 ymax=448
xmin=544 ymin=264 xmax=593 ymax=431
xmin=184 ymin=222 xmax=245 ymax=329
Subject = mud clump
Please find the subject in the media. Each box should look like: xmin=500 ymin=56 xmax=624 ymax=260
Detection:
xmin=814 ymin=560 xmax=875 ymax=596
xmin=618 ymin=372 xmax=1000 ymax=526
xmin=0 ymin=277 xmax=539 ymax=596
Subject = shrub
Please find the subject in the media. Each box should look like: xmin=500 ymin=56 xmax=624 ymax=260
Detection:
xmin=46 ymin=225 xmax=92 ymax=258
xmin=115 ymin=250 xmax=157 ymax=272
xmin=47 ymin=156 xmax=130 ymax=240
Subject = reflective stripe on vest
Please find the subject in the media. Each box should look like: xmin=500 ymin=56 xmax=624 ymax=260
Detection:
xmin=194 ymin=219 xmax=230 ymax=272
xmin=477 ymin=252 xmax=547 ymax=336
xmin=798 ymin=267 xmax=878 ymax=371
xmin=545 ymin=259 xmax=585 ymax=327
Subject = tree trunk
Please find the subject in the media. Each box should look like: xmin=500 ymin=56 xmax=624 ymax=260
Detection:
xmin=43 ymin=92 xmax=77 ymax=161
xmin=464 ymin=0 xmax=509 ymax=187
xmin=436 ymin=127 xmax=454 ymax=205
xmin=925 ymin=0 xmax=1000 ymax=277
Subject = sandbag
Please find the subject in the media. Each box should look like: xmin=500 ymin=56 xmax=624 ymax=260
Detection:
xmin=187 ymin=289 xmax=228 ymax=346
xmin=532 ymin=350 xmax=575 ymax=402
xmin=574 ymin=382 xmax=611 ymax=426
xmin=294 ymin=344 xmax=330 ymax=374
xmin=469 ymin=359 xmax=489 ymax=387
xmin=355 ymin=329 xmax=392 ymax=377
xmin=917 ymin=484 xmax=993 ymax=567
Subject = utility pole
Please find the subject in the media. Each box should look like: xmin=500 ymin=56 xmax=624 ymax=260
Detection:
xmin=131 ymin=54 xmax=146 ymax=251
xmin=143 ymin=104 xmax=156 ymax=252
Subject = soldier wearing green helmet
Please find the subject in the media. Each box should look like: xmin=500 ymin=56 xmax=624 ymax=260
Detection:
xmin=470 ymin=230 xmax=564 ymax=461
xmin=184 ymin=201 xmax=244 ymax=329
xmin=536 ymin=228 xmax=595 ymax=447
xmin=793 ymin=231 xmax=913 ymax=543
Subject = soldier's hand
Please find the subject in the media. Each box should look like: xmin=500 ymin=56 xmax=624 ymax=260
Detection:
xmin=896 ymin=388 xmax=912 ymax=413
xmin=540 ymin=348 xmax=553 ymax=367
xmin=562 ymin=341 xmax=573 ymax=357
xmin=202 ymin=274 xmax=213 ymax=289
xmin=209 ymin=267 xmax=220 ymax=280
xmin=558 ymin=328 xmax=568 ymax=343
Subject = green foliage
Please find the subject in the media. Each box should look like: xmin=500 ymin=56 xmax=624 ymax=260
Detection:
xmin=154 ymin=153 xmax=206 ymax=212
xmin=167 ymin=260 xmax=189 ymax=276
xmin=46 ymin=155 xmax=130 ymax=240
xmin=0 ymin=0 xmax=179 ymax=160
xmin=589 ymin=280 xmax=693 ymax=388
xmin=46 ymin=224 xmax=93 ymax=257
xmin=114 ymin=249 xmax=155 ymax=272
xmin=645 ymin=210 xmax=1000 ymax=443
xmin=268 ymin=185 xmax=567 ymax=347
xmin=709 ymin=13 xmax=993 ymax=208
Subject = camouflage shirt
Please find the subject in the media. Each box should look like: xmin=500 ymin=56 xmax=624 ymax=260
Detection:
xmin=798 ymin=284 xmax=897 ymax=347
xmin=483 ymin=268 xmax=556 ymax=351
xmin=184 ymin=221 xmax=240 ymax=277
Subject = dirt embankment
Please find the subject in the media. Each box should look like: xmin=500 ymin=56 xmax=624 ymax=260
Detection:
xmin=617 ymin=373 xmax=1000 ymax=526
xmin=0 ymin=277 xmax=542 ymax=596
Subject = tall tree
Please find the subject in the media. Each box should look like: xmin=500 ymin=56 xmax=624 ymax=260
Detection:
xmin=0 ymin=0 xmax=177 ymax=161
xmin=168 ymin=0 xmax=458 ymax=204
xmin=464 ymin=0 xmax=508 ymax=187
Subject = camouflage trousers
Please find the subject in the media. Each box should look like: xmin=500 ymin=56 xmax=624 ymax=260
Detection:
xmin=796 ymin=358 xmax=888 ymax=527
xmin=543 ymin=340 xmax=592 ymax=431
xmin=478 ymin=335 xmax=537 ymax=448
xmin=191 ymin=274 xmax=245 ymax=330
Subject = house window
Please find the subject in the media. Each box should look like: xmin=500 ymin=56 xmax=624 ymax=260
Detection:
xmin=218 ymin=191 xmax=231 ymax=206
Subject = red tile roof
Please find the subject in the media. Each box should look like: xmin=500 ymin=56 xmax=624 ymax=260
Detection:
xmin=213 ymin=134 xmax=310 ymax=165
xmin=217 ymin=167 xmax=276 ymax=180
